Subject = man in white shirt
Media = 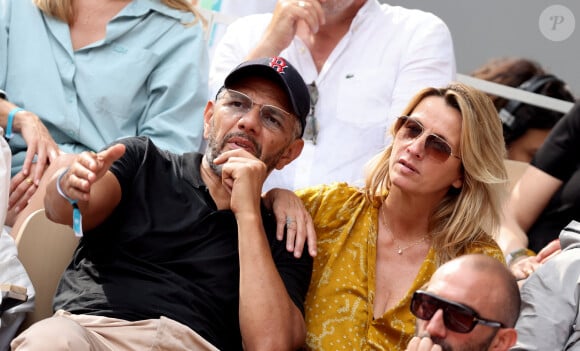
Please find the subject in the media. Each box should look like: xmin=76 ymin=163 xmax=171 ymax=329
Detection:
xmin=210 ymin=0 xmax=456 ymax=191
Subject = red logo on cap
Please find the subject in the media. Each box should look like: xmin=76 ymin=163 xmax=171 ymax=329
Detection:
xmin=269 ymin=57 xmax=288 ymax=74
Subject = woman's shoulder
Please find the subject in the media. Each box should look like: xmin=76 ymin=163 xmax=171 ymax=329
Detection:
xmin=464 ymin=236 xmax=505 ymax=264
xmin=296 ymin=182 xmax=368 ymax=217
xmin=296 ymin=182 xmax=363 ymax=203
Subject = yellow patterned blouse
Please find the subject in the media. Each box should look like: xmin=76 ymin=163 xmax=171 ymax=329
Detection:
xmin=297 ymin=183 xmax=504 ymax=351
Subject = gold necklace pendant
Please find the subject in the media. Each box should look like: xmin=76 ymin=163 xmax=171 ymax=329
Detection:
xmin=380 ymin=205 xmax=429 ymax=255
xmin=393 ymin=235 xmax=428 ymax=255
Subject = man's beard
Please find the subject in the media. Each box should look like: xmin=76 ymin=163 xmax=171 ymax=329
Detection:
xmin=429 ymin=335 xmax=495 ymax=351
xmin=204 ymin=129 xmax=287 ymax=177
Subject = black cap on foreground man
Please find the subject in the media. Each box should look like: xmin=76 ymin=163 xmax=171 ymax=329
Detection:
xmin=12 ymin=56 xmax=313 ymax=351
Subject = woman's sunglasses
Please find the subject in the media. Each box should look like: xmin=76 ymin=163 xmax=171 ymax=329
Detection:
xmin=410 ymin=290 xmax=504 ymax=333
xmin=394 ymin=116 xmax=461 ymax=162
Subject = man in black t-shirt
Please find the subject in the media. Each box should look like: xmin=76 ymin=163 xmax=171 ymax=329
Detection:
xmin=12 ymin=57 xmax=312 ymax=351
xmin=500 ymin=101 xmax=580 ymax=280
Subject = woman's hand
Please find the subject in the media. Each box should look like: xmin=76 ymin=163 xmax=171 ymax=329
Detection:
xmin=4 ymin=111 xmax=62 ymax=225
xmin=7 ymin=163 xmax=45 ymax=217
xmin=17 ymin=110 xmax=61 ymax=183
xmin=264 ymin=188 xmax=317 ymax=258
xmin=510 ymin=239 xmax=561 ymax=281
xmin=510 ymin=256 xmax=541 ymax=281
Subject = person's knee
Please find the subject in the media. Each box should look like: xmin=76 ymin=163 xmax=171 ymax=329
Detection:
xmin=11 ymin=316 xmax=90 ymax=350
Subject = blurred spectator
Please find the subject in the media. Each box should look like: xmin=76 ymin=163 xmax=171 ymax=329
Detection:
xmin=471 ymin=57 xmax=575 ymax=163
xmin=500 ymin=100 xmax=580 ymax=279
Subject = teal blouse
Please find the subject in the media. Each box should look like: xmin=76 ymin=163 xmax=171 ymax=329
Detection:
xmin=0 ymin=0 xmax=209 ymax=174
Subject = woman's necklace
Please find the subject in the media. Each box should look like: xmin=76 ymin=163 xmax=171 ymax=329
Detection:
xmin=380 ymin=205 xmax=428 ymax=255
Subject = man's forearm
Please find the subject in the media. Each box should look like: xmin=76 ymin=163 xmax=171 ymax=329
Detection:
xmin=237 ymin=213 xmax=306 ymax=350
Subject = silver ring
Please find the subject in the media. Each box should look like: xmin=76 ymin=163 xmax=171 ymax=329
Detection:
xmin=285 ymin=217 xmax=295 ymax=226
xmin=297 ymin=1 xmax=306 ymax=8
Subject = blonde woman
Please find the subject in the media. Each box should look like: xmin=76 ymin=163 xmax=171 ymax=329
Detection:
xmin=267 ymin=82 xmax=508 ymax=350
xmin=1 ymin=0 xmax=208 ymax=232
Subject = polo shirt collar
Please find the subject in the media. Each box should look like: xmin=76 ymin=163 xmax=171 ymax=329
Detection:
xmin=182 ymin=152 xmax=206 ymax=190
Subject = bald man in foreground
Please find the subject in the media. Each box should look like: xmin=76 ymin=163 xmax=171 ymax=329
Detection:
xmin=406 ymin=254 xmax=520 ymax=351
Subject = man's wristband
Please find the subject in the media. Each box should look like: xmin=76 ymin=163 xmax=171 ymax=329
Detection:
xmin=56 ymin=168 xmax=83 ymax=237
xmin=5 ymin=107 xmax=24 ymax=140
xmin=506 ymin=248 xmax=535 ymax=266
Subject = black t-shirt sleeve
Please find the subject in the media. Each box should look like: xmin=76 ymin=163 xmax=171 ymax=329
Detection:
xmin=532 ymin=101 xmax=580 ymax=181
xmin=107 ymin=136 xmax=151 ymax=190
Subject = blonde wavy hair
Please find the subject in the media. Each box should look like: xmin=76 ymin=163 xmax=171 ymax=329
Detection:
xmin=364 ymin=82 xmax=508 ymax=266
xmin=33 ymin=0 xmax=204 ymax=26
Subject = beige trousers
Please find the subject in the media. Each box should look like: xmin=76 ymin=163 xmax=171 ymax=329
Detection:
xmin=11 ymin=310 xmax=219 ymax=351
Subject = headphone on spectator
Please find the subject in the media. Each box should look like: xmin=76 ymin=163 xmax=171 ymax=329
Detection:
xmin=499 ymin=74 xmax=563 ymax=144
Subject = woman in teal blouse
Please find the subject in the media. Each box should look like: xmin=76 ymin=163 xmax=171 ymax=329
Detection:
xmin=0 ymin=0 xmax=209 ymax=229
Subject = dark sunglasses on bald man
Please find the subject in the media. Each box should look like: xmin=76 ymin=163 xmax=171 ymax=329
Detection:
xmin=394 ymin=116 xmax=461 ymax=162
xmin=410 ymin=290 xmax=505 ymax=333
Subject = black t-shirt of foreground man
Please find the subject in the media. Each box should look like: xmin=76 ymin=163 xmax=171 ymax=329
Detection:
xmin=12 ymin=57 xmax=312 ymax=351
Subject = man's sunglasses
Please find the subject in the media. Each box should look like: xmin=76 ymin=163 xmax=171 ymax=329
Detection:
xmin=410 ymin=290 xmax=505 ymax=333
xmin=303 ymin=82 xmax=319 ymax=144
xmin=394 ymin=116 xmax=461 ymax=162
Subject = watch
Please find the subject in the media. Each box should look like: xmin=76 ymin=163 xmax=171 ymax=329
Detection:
xmin=506 ymin=248 xmax=535 ymax=266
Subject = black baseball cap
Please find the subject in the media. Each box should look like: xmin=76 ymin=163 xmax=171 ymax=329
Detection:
xmin=223 ymin=56 xmax=310 ymax=137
